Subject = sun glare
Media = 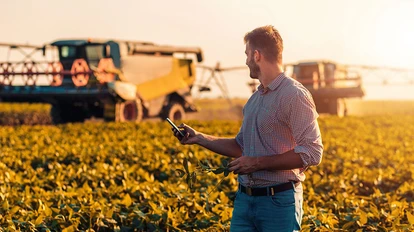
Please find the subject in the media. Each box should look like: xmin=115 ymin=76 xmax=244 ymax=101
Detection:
xmin=373 ymin=3 xmax=414 ymax=68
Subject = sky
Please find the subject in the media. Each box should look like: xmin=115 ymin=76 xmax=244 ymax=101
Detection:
xmin=1 ymin=0 xmax=414 ymax=100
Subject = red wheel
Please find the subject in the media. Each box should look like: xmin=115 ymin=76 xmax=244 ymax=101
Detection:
xmin=123 ymin=101 xmax=138 ymax=120
xmin=22 ymin=62 xmax=38 ymax=86
xmin=47 ymin=62 xmax=64 ymax=86
xmin=162 ymin=102 xmax=186 ymax=120
xmin=117 ymin=98 xmax=143 ymax=122
xmin=0 ymin=62 xmax=15 ymax=85
xmin=71 ymin=59 xmax=90 ymax=86
xmin=96 ymin=58 xmax=115 ymax=83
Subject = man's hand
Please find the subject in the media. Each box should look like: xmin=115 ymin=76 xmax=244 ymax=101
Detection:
xmin=171 ymin=123 xmax=200 ymax=145
xmin=228 ymin=156 xmax=260 ymax=175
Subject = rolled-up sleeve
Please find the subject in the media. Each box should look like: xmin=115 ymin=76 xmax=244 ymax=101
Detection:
xmin=288 ymin=89 xmax=323 ymax=169
xmin=235 ymin=123 xmax=244 ymax=151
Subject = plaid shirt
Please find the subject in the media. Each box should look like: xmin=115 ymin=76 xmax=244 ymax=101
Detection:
xmin=235 ymin=73 xmax=323 ymax=187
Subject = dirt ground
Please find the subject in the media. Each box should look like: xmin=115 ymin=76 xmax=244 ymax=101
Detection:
xmin=144 ymin=98 xmax=414 ymax=122
xmin=142 ymin=103 xmax=243 ymax=122
xmin=186 ymin=104 xmax=243 ymax=121
xmin=65 ymin=98 xmax=414 ymax=123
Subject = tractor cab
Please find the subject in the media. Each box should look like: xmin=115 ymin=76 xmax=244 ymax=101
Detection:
xmin=52 ymin=40 xmax=120 ymax=68
xmin=50 ymin=39 xmax=121 ymax=86
xmin=290 ymin=60 xmax=365 ymax=116
xmin=292 ymin=60 xmax=364 ymax=97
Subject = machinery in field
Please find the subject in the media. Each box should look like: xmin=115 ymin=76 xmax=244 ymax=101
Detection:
xmin=199 ymin=60 xmax=365 ymax=116
xmin=0 ymin=39 xmax=203 ymax=123
xmin=288 ymin=60 xmax=365 ymax=116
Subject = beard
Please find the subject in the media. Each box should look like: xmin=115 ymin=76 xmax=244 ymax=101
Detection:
xmin=248 ymin=59 xmax=260 ymax=79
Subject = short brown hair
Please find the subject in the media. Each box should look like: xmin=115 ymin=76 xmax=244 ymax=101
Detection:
xmin=244 ymin=25 xmax=283 ymax=64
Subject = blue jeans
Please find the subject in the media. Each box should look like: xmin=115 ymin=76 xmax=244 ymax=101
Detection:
xmin=230 ymin=182 xmax=304 ymax=232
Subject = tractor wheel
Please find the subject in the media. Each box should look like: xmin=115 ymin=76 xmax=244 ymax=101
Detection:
xmin=117 ymin=98 xmax=143 ymax=122
xmin=328 ymin=98 xmax=346 ymax=117
xmin=163 ymin=102 xmax=185 ymax=120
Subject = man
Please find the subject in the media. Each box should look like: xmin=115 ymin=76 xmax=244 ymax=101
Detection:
xmin=172 ymin=25 xmax=323 ymax=232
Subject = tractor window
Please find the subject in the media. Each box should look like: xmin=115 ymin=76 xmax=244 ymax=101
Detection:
xmin=297 ymin=65 xmax=319 ymax=81
xmin=325 ymin=63 xmax=335 ymax=80
xmin=61 ymin=46 xmax=76 ymax=59
xmin=85 ymin=45 xmax=105 ymax=62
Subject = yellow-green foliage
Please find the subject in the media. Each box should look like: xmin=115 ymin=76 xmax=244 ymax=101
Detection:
xmin=0 ymin=103 xmax=51 ymax=125
xmin=0 ymin=116 xmax=414 ymax=231
xmin=345 ymin=99 xmax=414 ymax=115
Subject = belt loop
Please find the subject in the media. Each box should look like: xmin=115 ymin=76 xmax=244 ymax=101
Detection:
xmin=270 ymin=187 xmax=275 ymax=196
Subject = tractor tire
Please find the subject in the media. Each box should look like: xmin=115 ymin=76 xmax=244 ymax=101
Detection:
xmin=163 ymin=102 xmax=185 ymax=121
xmin=117 ymin=98 xmax=143 ymax=122
xmin=328 ymin=98 xmax=346 ymax=117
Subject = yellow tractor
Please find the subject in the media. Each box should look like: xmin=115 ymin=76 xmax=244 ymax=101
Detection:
xmin=0 ymin=39 xmax=203 ymax=123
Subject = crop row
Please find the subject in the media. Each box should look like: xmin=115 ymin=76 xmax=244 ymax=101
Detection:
xmin=0 ymin=116 xmax=413 ymax=231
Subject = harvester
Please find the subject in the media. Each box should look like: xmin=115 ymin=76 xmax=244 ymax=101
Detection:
xmin=289 ymin=60 xmax=365 ymax=116
xmin=0 ymin=39 xmax=203 ymax=123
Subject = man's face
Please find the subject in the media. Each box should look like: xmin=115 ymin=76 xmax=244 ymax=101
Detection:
xmin=245 ymin=42 xmax=260 ymax=79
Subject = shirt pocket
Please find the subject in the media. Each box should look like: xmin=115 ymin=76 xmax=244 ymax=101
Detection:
xmin=256 ymin=107 xmax=276 ymax=134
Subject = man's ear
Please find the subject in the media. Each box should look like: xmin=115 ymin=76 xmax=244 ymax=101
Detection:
xmin=254 ymin=50 xmax=261 ymax=62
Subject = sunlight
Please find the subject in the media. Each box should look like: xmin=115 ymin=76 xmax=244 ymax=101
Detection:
xmin=373 ymin=3 xmax=414 ymax=68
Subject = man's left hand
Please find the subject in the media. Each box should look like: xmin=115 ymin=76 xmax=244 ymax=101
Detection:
xmin=228 ymin=156 xmax=260 ymax=175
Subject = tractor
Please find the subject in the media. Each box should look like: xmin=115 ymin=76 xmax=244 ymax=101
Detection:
xmin=0 ymin=39 xmax=203 ymax=123
xmin=290 ymin=60 xmax=365 ymax=116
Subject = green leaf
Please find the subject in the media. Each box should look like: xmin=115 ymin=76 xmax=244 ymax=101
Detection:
xmin=370 ymin=203 xmax=380 ymax=219
xmin=148 ymin=214 xmax=162 ymax=222
xmin=105 ymin=208 xmax=114 ymax=218
xmin=134 ymin=210 xmax=146 ymax=219
xmin=198 ymin=160 xmax=211 ymax=170
xmin=121 ymin=193 xmax=132 ymax=207
xmin=191 ymin=172 xmax=197 ymax=184
xmin=224 ymin=168 xmax=230 ymax=177
xmin=2 ymin=199 xmax=9 ymax=210
xmin=62 ymin=226 xmax=76 ymax=232
xmin=407 ymin=211 xmax=414 ymax=225
xmin=186 ymin=174 xmax=193 ymax=189
xmin=221 ymin=159 xmax=229 ymax=168
xmin=132 ymin=216 xmax=144 ymax=229
xmin=10 ymin=206 xmax=20 ymax=215
xmin=35 ymin=215 xmax=44 ymax=225
xmin=162 ymin=212 xmax=168 ymax=222
xmin=213 ymin=167 xmax=225 ymax=175
xmin=183 ymin=157 xmax=190 ymax=174
xmin=342 ymin=221 xmax=355 ymax=229
xmin=175 ymin=169 xmax=186 ymax=178
xmin=359 ymin=211 xmax=368 ymax=225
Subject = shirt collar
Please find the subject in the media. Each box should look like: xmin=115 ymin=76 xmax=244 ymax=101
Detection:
xmin=258 ymin=72 xmax=285 ymax=94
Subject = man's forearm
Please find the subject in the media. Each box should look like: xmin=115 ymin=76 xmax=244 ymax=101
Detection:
xmin=196 ymin=133 xmax=242 ymax=158
xmin=257 ymin=149 xmax=304 ymax=171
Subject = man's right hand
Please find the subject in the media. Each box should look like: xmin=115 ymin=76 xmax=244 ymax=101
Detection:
xmin=172 ymin=123 xmax=199 ymax=145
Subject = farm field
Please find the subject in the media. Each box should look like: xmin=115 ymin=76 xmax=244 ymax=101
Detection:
xmin=1 ymin=99 xmax=414 ymax=125
xmin=189 ymin=99 xmax=414 ymax=120
xmin=1 ymin=113 xmax=414 ymax=231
